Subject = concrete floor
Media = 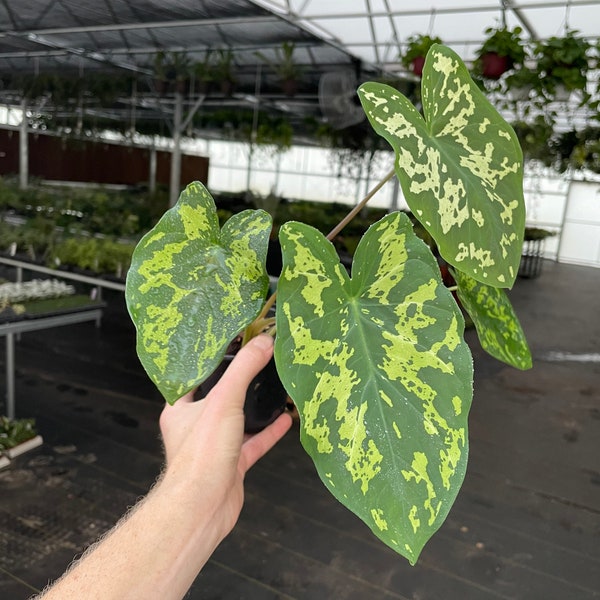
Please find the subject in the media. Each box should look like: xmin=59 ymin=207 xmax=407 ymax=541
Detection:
xmin=1 ymin=259 xmax=599 ymax=599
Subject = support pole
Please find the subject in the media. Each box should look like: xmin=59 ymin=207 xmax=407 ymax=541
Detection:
xmin=6 ymin=333 xmax=15 ymax=419
xmin=169 ymin=92 xmax=184 ymax=206
xmin=19 ymin=98 xmax=28 ymax=190
xmin=390 ymin=174 xmax=400 ymax=212
xmin=149 ymin=144 xmax=157 ymax=195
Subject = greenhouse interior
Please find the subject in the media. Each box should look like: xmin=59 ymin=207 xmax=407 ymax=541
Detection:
xmin=0 ymin=1 xmax=599 ymax=598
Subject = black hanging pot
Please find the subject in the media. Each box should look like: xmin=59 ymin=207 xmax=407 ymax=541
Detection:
xmin=198 ymin=349 xmax=288 ymax=434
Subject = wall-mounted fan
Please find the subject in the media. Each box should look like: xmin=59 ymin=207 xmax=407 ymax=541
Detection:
xmin=318 ymin=70 xmax=365 ymax=130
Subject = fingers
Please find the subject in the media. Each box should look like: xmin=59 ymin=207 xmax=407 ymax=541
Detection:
xmin=210 ymin=335 xmax=274 ymax=410
xmin=240 ymin=412 xmax=293 ymax=473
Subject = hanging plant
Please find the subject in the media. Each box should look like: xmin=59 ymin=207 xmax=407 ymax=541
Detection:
xmin=255 ymin=42 xmax=304 ymax=97
xmin=193 ymin=51 xmax=214 ymax=95
xmin=505 ymin=66 xmax=542 ymax=102
xmin=401 ymin=34 xmax=443 ymax=77
xmin=534 ymin=30 xmax=592 ymax=100
xmin=474 ymin=26 xmax=527 ymax=80
xmin=213 ymin=49 xmax=236 ymax=96
xmin=511 ymin=116 xmax=555 ymax=165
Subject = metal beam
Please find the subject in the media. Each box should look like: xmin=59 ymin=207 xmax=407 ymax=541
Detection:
xmin=291 ymin=0 xmax=600 ymax=20
xmin=503 ymin=0 xmax=540 ymax=40
xmin=0 ymin=15 xmax=278 ymax=38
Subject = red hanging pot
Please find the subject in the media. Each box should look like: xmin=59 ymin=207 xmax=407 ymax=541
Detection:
xmin=411 ymin=56 xmax=426 ymax=77
xmin=481 ymin=53 xmax=511 ymax=79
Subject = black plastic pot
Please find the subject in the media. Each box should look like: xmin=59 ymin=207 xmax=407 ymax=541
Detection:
xmin=198 ymin=353 xmax=288 ymax=434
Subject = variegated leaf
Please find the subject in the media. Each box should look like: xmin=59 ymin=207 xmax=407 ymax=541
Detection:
xmin=126 ymin=181 xmax=271 ymax=404
xmin=358 ymin=44 xmax=525 ymax=289
xmin=275 ymin=212 xmax=473 ymax=564
xmin=452 ymin=269 xmax=532 ymax=370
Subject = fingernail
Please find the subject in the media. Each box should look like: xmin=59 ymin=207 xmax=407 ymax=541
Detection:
xmin=253 ymin=334 xmax=274 ymax=350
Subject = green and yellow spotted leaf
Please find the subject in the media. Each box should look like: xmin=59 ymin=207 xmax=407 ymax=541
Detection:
xmin=275 ymin=212 xmax=473 ymax=564
xmin=358 ymin=44 xmax=525 ymax=289
xmin=453 ymin=269 xmax=532 ymax=370
xmin=125 ymin=181 xmax=271 ymax=404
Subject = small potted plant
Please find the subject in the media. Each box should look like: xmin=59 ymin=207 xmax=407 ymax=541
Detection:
xmin=534 ymin=30 xmax=592 ymax=101
xmin=193 ymin=51 xmax=214 ymax=95
xmin=168 ymin=51 xmax=192 ymax=95
xmin=152 ymin=50 xmax=168 ymax=95
xmin=0 ymin=416 xmax=43 ymax=460
xmin=255 ymin=41 xmax=304 ymax=97
xmin=475 ymin=25 xmax=527 ymax=79
xmin=126 ymin=45 xmax=531 ymax=566
xmin=213 ymin=49 xmax=236 ymax=96
xmin=401 ymin=34 xmax=443 ymax=77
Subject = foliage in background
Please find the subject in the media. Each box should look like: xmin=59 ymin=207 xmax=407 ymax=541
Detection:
xmin=0 ymin=178 xmax=163 ymax=275
xmin=0 ymin=416 xmax=37 ymax=451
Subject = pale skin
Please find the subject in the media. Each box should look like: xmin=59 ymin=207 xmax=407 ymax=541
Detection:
xmin=36 ymin=334 xmax=292 ymax=600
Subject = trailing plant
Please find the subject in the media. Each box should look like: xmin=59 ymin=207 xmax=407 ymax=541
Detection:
xmin=511 ymin=116 xmax=555 ymax=164
xmin=125 ymin=44 xmax=531 ymax=565
xmin=534 ymin=30 xmax=592 ymax=99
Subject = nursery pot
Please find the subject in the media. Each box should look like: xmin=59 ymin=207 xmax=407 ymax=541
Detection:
xmin=481 ymin=52 xmax=511 ymax=79
xmin=281 ymin=78 xmax=298 ymax=97
xmin=198 ymin=353 xmax=288 ymax=434
xmin=411 ymin=56 xmax=426 ymax=77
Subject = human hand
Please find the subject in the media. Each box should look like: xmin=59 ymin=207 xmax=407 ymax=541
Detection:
xmin=159 ymin=334 xmax=292 ymax=538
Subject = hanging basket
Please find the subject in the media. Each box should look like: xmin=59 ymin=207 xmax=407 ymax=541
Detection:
xmin=481 ymin=53 xmax=511 ymax=79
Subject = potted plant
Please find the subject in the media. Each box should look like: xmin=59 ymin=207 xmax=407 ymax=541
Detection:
xmin=511 ymin=116 xmax=555 ymax=164
xmin=213 ymin=49 xmax=236 ymax=96
xmin=475 ymin=25 xmax=527 ymax=79
xmin=401 ymin=34 xmax=443 ymax=76
xmin=534 ymin=30 xmax=592 ymax=101
xmin=505 ymin=65 xmax=541 ymax=101
xmin=153 ymin=50 xmax=169 ymax=95
xmin=255 ymin=41 xmax=304 ymax=96
xmin=0 ymin=416 xmax=43 ymax=460
xmin=193 ymin=51 xmax=214 ymax=95
xmin=125 ymin=45 xmax=531 ymax=566
xmin=168 ymin=51 xmax=191 ymax=95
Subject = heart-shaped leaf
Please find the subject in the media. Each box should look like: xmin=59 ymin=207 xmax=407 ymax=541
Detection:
xmin=126 ymin=181 xmax=271 ymax=404
xmin=275 ymin=212 xmax=473 ymax=564
xmin=452 ymin=268 xmax=532 ymax=370
xmin=358 ymin=44 xmax=525 ymax=288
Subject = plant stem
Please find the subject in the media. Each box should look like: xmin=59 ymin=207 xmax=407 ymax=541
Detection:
xmin=244 ymin=167 xmax=397 ymax=344
xmin=326 ymin=168 xmax=396 ymax=241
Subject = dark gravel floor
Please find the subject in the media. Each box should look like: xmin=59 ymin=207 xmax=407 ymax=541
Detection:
xmin=1 ymin=260 xmax=599 ymax=599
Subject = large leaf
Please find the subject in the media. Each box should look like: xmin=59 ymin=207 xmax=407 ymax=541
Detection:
xmin=126 ymin=181 xmax=271 ymax=404
xmin=358 ymin=44 xmax=525 ymax=288
xmin=275 ymin=212 xmax=473 ymax=564
xmin=452 ymin=269 xmax=532 ymax=370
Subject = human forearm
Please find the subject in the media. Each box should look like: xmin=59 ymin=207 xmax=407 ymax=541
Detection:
xmin=38 ymin=474 xmax=226 ymax=600
xmin=36 ymin=336 xmax=292 ymax=600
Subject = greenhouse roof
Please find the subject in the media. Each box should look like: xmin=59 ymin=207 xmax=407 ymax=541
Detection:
xmin=0 ymin=0 xmax=598 ymax=134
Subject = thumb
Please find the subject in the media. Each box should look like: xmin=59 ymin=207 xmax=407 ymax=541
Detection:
xmin=208 ymin=334 xmax=274 ymax=410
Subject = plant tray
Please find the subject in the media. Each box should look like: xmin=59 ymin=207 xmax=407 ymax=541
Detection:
xmin=0 ymin=296 xmax=103 ymax=323
xmin=4 ymin=435 xmax=44 ymax=459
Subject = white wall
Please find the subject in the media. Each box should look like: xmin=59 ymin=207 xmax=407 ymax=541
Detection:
xmin=559 ymin=180 xmax=600 ymax=267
